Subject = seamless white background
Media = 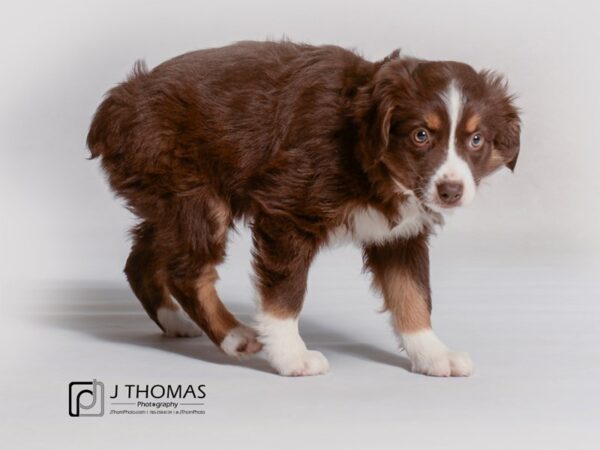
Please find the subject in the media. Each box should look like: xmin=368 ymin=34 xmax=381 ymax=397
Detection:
xmin=1 ymin=0 xmax=599 ymax=283
xmin=1 ymin=1 xmax=599 ymax=449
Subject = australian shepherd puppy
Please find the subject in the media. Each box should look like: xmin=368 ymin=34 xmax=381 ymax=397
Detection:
xmin=87 ymin=41 xmax=520 ymax=377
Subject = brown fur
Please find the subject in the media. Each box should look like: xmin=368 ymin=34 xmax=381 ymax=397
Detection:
xmin=88 ymin=40 xmax=520 ymax=355
xmin=364 ymin=234 xmax=432 ymax=333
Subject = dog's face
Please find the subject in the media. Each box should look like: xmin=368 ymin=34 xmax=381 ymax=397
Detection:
xmin=364 ymin=58 xmax=520 ymax=211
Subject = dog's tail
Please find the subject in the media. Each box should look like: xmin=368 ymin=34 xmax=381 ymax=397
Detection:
xmin=86 ymin=60 xmax=150 ymax=159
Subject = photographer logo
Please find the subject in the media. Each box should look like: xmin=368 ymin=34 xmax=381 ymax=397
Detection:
xmin=68 ymin=380 xmax=206 ymax=417
xmin=69 ymin=379 xmax=105 ymax=417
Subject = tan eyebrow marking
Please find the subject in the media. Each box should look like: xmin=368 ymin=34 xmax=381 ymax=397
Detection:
xmin=465 ymin=114 xmax=481 ymax=134
xmin=424 ymin=112 xmax=441 ymax=130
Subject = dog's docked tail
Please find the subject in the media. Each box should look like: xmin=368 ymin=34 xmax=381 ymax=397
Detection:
xmin=86 ymin=60 xmax=150 ymax=159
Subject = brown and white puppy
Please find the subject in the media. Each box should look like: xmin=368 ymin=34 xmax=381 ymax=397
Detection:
xmin=87 ymin=41 xmax=520 ymax=377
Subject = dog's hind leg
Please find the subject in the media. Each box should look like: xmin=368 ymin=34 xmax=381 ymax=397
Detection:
xmin=162 ymin=195 xmax=262 ymax=357
xmin=125 ymin=222 xmax=203 ymax=337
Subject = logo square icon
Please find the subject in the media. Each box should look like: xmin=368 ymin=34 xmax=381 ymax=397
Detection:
xmin=69 ymin=379 xmax=104 ymax=417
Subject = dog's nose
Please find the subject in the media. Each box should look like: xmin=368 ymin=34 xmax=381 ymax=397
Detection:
xmin=436 ymin=181 xmax=464 ymax=206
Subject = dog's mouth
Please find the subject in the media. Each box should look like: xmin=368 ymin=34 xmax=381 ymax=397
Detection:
xmin=425 ymin=199 xmax=461 ymax=213
xmin=405 ymin=188 xmax=452 ymax=213
xmin=392 ymin=177 xmax=462 ymax=216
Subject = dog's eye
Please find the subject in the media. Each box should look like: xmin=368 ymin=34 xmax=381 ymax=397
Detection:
xmin=470 ymin=133 xmax=484 ymax=149
xmin=412 ymin=128 xmax=430 ymax=146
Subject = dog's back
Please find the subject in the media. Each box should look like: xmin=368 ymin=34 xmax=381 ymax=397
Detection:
xmin=87 ymin=41 xmax=364 ymax=219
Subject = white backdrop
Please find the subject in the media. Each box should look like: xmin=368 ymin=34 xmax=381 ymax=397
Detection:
xmin=2 ymin=2 xmax=600 ymax=449
xmin=1 ymin=0 xmax=599 ymax=285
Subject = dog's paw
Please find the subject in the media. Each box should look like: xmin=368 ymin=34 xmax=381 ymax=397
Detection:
xmin=401 ymin=330 xmax=474 ymax=377
xmin=221 ymin=325 xmax=263 ymax=357
xmin=411 ymin=350 xmax=474 ymax=377
xmin=272 ymin=350 xmax=330 ymax=377
xmin=157 ymin=307 xmax=203 ymax=338
xmin=255 ymin=314 xmax=329 ymax=376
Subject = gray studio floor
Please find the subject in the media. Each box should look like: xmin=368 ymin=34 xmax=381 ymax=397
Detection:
xmin=2 ymin=238 xmax=599 ymax=449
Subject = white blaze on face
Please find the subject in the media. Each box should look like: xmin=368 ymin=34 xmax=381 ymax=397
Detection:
xmin=427 ymin=81 xmax=476 ymax=208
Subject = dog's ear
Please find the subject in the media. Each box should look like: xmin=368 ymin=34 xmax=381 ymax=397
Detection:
xmin=355 ymin=56 xmax=416 ymax=168
xmin=370 ymin=101 xmax=395 ymax=161
xmin=354 ymin=85 xmax=395 ymax=168
xmin=495 ymin=102 xmax=521 ymax=172
xmin=482 ymin=71 xmax=521 ymax=172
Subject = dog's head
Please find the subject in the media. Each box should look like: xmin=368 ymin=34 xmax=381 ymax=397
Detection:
xmin=356 ymin=54 xmax=520 ymax=211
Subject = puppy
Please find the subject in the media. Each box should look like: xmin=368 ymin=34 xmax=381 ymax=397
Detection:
xmin=87 ymin=41 xmax=520 ymax=377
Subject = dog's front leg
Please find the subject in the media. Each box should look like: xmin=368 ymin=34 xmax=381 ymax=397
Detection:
xmin=364 ymin=234 xmax=473 ymax=377
xmin=252 ymin=216 xmax=329 ymax=376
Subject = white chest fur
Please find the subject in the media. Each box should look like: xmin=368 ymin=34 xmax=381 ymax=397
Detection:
xmin=330 ymin=195 xmax=438 ymax=246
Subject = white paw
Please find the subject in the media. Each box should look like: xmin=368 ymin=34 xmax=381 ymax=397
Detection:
xmin=411 ymin=350 xmax=474 ymax=377
xmin=255 ymin=313 xmax=329 ymax=377
xmin=157 ymin=306 xmax=203 ymax=338
xmin=272 ymin=350 xmax=330 ymax=377
xmin=221 ymin=325 xmax=262 ymax=357
xmin=401 ymin=330 xmax=474 ymax=377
